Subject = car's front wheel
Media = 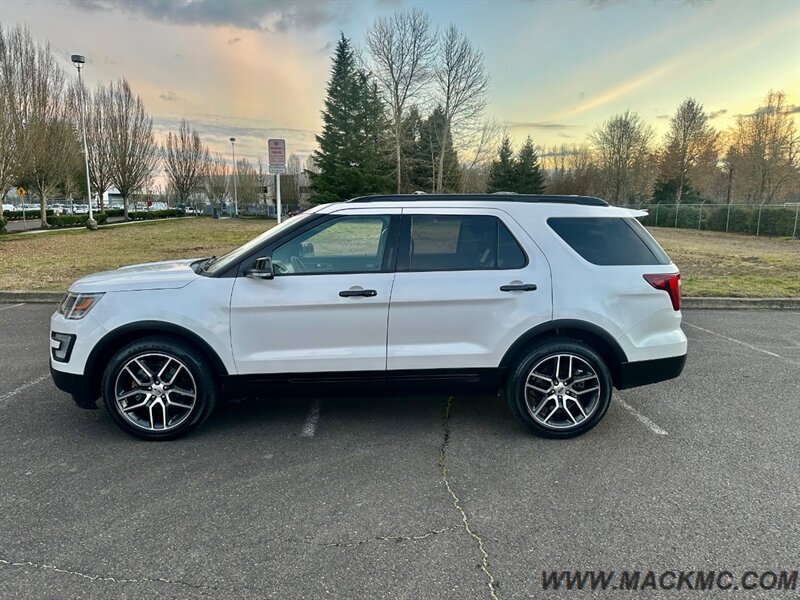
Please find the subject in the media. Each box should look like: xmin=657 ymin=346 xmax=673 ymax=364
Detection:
xmin=102 ymin=337 xmax=218 ymax=440
xmin=506 ymin=338 xmax=612 ymax=438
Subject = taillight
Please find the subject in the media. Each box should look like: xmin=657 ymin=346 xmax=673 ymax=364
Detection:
xmin=644 ymin=273 xmax=681 ymax=311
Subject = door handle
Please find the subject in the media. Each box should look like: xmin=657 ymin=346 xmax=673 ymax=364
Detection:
xmin=339 ymin=289 xmax=378 ymax=297
xmin=500 ymin=283 xmax=538 ymax=292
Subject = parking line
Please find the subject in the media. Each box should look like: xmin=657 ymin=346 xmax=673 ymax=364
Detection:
xmin=616 ymin=398 xmax=668 ymax=435
xmin=301 ymin=400 xmax=321 ymax=437
xmin=684 ymin=322 xmax=800 ymax=367
xmin=0 ymin=303 xmax=25 ymax=312
xmin=0 ymin=374 xmax=50 ymax=404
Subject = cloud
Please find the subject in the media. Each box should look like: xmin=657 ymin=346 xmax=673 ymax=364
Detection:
xmin=707 ymin=108 xmax=728 ymax=119
xmin=227 ymin=37 xmax=242 ymax=45
xmin=735 ymin=104 xmax=798 ymax=118
xmin=506 ymin=121 xmax=577 ymax=130
xmin=159 ymin=91 xmax=178 ymax=101
xmin=152 ymin=115 xmax=319 ymax=158
xmin=68 ymin=0 xmax=336 ymax=32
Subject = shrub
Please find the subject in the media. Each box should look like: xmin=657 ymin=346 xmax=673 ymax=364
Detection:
xmin=704 ymin=206 xmax=752 ymax=234
xmin=104 ymin=208 xmax=124 ymax=217
xmin=47 ymin=212 xmax=109 ymax=228
xmin=659 ymin=205 xmax=705 ymax=230
xmin=3 ymin=209 xmax=54 ymax=220
xmin=127 ymin=209 xmax=185 ymax=220
xmin=752 ymin=207 xmax=797 ymax=237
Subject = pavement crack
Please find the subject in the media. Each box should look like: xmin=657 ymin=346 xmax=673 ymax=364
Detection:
xmin=0 ymin=557 xmax=216 ymax=591
xmin=439 ymin=396 xmax=500 ymax=600
xmin=304 ymin=527 xmax=454 ymax=548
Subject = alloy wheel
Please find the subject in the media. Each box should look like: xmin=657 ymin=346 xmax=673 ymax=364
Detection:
xmin=524 ymin=353 xmax=601 ymax=430
xmin=113 ymin=352 xmax=197 ymax=432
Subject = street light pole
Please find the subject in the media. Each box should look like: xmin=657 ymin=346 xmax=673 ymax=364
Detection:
xmin=230 ymin=137 xmax=238 ymax=217
xmin=71 ymin=54 xmax=96 ymax=230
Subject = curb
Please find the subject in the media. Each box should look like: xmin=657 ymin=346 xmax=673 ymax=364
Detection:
xmin=681 ymin=297 xmax=800 ymax=310
xmin=2 ymin=291 xmax=800 ymax=309
xmin=0 ymin=291 xmax=63 ymax=304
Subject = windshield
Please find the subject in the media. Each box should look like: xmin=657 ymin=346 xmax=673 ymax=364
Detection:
xmin=202 ymin=214 xmax=315 ymax=275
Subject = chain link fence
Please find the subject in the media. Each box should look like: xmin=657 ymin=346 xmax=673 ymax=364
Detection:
xmin=619 ymin=202 xmax=800 ymax=238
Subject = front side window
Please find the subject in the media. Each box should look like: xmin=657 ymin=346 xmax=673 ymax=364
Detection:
xmin=402 ymin=215 xmax=527 ymax=272
xmin=272 ymin=215 xmax=391 ymax=275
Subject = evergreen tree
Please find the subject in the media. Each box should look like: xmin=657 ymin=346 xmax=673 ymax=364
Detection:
xmin=487 ymin=135 xmax=515 ymax=192
xmin=514 ymin=136 xmax=545 ymax=193
xmin=413 ymin=107 xmax=459 ymax=193
xmin=310 ymin=34 xmax=391 ymax=203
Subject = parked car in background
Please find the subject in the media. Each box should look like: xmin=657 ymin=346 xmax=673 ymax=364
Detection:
xmin=2 ymin=203 xmax=15 ymax=212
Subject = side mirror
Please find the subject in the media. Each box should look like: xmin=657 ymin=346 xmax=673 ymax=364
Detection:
xmin=300 ymin=242 xmax=315 ymax=257
xmin=245 ymin=256 xmax=274 ymax=280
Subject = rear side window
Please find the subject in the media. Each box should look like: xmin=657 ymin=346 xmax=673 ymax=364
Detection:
xmin=402 ymin=215 xmax=527 ymax=271
xmin=548 ymin=217 xmax=670 ymax=266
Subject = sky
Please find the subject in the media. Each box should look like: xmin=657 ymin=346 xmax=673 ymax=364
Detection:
xmin=1 ymin=0 xmax=798 ymax=168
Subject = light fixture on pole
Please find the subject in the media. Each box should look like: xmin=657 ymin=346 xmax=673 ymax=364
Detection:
xmin=230 ymin=137 xmax=238 ymax=217
xmin=71 ymin=54 xmax=97 ymax=230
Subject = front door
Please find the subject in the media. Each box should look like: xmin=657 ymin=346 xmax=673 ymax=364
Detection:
xmin=230 ymin=209 xmax=400 ymax=375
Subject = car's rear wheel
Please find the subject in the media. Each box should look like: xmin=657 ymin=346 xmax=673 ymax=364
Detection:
xmin=102 ymin=337 xmax=218 ymax=440
xmin=506 ymin=338 xmax=612 ymax=438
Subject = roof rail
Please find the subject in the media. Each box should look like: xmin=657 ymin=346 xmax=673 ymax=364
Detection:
xmin=347 ymin=194 xmax=608 ymax=207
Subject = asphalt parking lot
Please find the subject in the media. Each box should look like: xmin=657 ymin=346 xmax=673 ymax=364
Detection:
xmin=0 ymin=303 xmax=798 ymax=599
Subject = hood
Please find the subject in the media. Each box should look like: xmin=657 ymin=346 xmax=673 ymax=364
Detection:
xmin=69 ymin=258 xmax=202 ymax=293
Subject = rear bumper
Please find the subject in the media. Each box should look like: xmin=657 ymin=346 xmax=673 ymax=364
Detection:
xmin=615 ymin=353 xmax=686 ymax=390
xmin=50 ymin=364 xmax=98 ymax=409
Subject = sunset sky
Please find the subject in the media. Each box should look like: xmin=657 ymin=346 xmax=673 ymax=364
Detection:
xmin=1 ymin=0 xmax=798 ymax=166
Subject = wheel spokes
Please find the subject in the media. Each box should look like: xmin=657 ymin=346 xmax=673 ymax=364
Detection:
xmin=524 ymin=353 xmax=602 ymax=430
xmin=114 ymin=352 xmax=197 ymax=433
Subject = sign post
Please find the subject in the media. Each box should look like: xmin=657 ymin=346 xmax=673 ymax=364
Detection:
xmin=268 ymin=139 xmax=286 ymax=223
xmin=17 ymin=187 xmax=26 ymax=228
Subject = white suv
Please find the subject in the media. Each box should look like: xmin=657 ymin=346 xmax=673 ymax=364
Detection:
xmin=50 ymin=195 xmax=687 ymax=440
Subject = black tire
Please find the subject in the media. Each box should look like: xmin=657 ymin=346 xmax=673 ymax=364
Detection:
xmin=101 ymin=336 xmax=218 ymax=441
xmin=506 ymin=337 xmax=612 ymax=439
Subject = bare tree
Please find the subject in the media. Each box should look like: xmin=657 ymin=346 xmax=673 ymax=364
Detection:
xmin=163 ymin=119 xmax=208 ymax=209
xmin=106 ymin=78 xmax=158 ymax=219
xmin=544 ymin=144 xmax=601 ymax=196
xmin=84 ymin=83 xmax=114 ymax=209
xmin=1 ymin=25 xmax=71 ymax=227
xmin=726 ymin=90 xmax=799 ymax=204
xmin=590 ymin=110 xmax=655 ymax=203
xmin=0 ymin=77 xmax=15 ymax=227
xmin=236 ymin=157 xmax=260 ymax=210
xmin=366 ymin=8 xmax=437 ymax=193
xmin=660 ymin=98 xmax=718 ymax=203
xmin=433 ymin=24 xmax=489 ymax=193
xmin=203 ymin=152 xmax=229 ymax=208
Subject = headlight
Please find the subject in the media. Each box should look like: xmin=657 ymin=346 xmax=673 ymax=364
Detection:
xmin=58 ymin=292 xmax=104 ymax=320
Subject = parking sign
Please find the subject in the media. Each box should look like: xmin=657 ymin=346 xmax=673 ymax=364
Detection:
xmin=268 ymin=139 xmax=286 ymax=174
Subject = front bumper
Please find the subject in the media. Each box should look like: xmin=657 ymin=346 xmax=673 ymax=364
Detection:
xmin=50 ymin=364 xmax=99 ymax=409
xmin=615 ymin=353 xmax=687 ymax=390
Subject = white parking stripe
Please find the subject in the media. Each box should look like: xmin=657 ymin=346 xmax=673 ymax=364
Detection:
xmin=301 ymin=400 xmax=321 ymax=437
xmin=616 ymin=398 xmax=668 ymax=436
xmin=0 ymin=374 xmax=50 ymax=404
xmin=0 ymin=303 xmax=25 ymax=312
xmin=684 ymin=322 xmax=800 ymax=367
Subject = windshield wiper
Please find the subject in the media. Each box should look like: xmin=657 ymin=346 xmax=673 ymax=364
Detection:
xmin=199 ymin=255 xmax=217 ymax=271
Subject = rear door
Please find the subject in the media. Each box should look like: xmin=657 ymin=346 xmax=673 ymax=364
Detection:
xmin=386 ymin=207 xmax=552 ymax=372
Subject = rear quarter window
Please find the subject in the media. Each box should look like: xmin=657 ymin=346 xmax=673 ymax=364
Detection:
xmin=547 ymin=217 xmax=670 ymax=266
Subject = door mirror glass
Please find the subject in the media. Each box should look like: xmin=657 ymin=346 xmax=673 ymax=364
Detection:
xmin=245 ymin=256 xmax=274 ymax=279
xmin=300 ymin=242 xmax=315 ymax=257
